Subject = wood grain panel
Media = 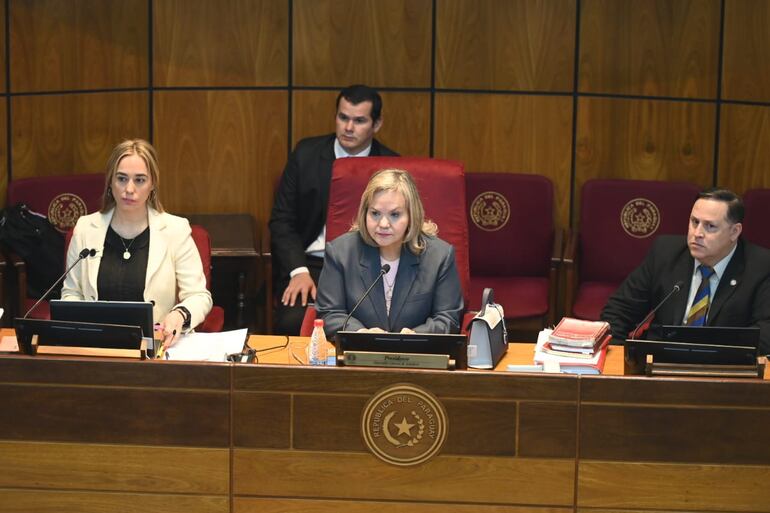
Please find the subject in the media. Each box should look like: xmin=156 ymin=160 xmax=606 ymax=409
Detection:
xmin=153 ymin=90 xmax=287 ymax=232
xmin=10 ymin=0 xmax=148 ymax=92
xmin=722 ymin=0 xmax=770 ymax=102
xmin=0 ymin=356 xmax=230 ymax=389
xmin=581 ymin=373 xmax=770 ymax=407
xmin=433 ymin=93 xmax=573 ymax=229
xmin=0 ymin=491 xmax=228 ymax=513
xmin=518 ymin=402 xmax=576 ymax=458
xmin=293 ymin=0 xmax=431 ymax=87
xmin=0 ymin=441 xmax=228 ymax=493
xmin=0 ymin=99 xmax=7 ymax=208
xmin=153 ymin=0 xmax=288 ymax=87
xmin=291 ymin=90 xmax=430 ymax=157
xmin=443 ymin=398 xmax=517 ymax=456
xmin=11 ymin=92 xmax=149 ymax=179
xmin=436 ymin=0 xmax=575 ymax=91
xmin=0 ymin=384 xmax=229 ymax=446
xmin=578 ymin=461 xmax=770 ymax=511
xmin=293 ymin=394 xmax=367 ymax=451
xmin=0 ymin=3 xmax=5 ymax=93
xmin=235 ymin=497 xmax=572 ymax=513
xmin=580 ymin=404 xmax=770 ymax=464
xmin=579 ymin=0 xmax=720 ymax=97
xmin=234 ymin=365 xmax=578 ymax=401
xmin=575 ymin=96 xmax=714 ymax=224
xmin=233 ymin=391 xmax=291 ymax=448
xmin=718 ymin=103 xmax=770 ymax=193
xmin=234 ymin=449 xmax=575 ymax=505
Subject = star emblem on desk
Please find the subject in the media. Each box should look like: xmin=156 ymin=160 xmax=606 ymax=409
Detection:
xmin=394 ymin=416 xmax=414 ymax=436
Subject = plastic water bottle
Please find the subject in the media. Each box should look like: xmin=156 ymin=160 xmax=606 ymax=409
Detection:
xmin=308 ymin=319 xmax=329 ymax=366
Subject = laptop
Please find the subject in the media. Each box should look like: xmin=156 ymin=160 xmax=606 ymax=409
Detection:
xmin=334 ymin=331 xmax=468 ymax=370
xmin=628 ymin=324 xmax=760 ymax=365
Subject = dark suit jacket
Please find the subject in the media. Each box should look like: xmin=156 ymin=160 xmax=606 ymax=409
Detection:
xmin=316 ymin=232 xmax=464 ymax=336
xmin=268 ymin=134 xmax=398 ymax=283
xmin=601 ymin=235 xmax=770 ymax=354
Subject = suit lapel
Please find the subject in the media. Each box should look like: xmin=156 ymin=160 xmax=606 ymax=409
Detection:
xmin=360 ymin=244 xmax=389 ymax=329
xmin=83 ymin=211 xmax=112 ymax=299
xmin=144 ymin=209 xmax=168 ymax=290
xmin=388 ymin=248 xmax=419 ymax=328
xmin=668 ymin=253 xmax=695 ymax=324
xmin=708 ymin=241 xmax=744 ymax=323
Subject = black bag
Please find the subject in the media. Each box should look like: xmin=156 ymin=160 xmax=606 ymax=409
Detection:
xmin=466 ymin=288 xmax=508 ymax=369
xmin=0 ymin=203 xmax=65 ymax=299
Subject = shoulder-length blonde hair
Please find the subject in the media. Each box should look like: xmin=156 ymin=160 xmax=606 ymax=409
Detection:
xmin=101 ymin=139 xmax=164 ymax=213
xmin=352 ymin=168 xmax=437 ymax=255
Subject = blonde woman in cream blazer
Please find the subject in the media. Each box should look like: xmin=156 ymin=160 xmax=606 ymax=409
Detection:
xmin=61 ymin=139 xmax=211 ymax=347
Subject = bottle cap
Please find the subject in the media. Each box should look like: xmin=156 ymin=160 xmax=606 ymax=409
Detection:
xmin=313 ymin=319 xmax=324 ymax=327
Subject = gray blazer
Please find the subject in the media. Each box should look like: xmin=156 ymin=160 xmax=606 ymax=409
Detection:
xmin=316 ymin=232 xmax=463 ymax=336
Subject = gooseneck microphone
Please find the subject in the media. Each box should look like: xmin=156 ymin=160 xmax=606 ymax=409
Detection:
xmin=628 ymin=280 xmax=685 ymax=340
xmin=24 ymin=248 xmax=97 ymax=318
xmin=341 ymin=264 xmax=390 ymax=332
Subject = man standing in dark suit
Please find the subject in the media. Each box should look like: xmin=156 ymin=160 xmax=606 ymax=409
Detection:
xmin=269 ymin=85 xmax=398 ymax=335
xmin=601 ymin=188 xmax=770 ymax=354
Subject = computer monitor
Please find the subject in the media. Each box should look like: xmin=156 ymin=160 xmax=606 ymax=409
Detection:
xmin=334 ymin=331 xmax=468 ymax=370
xmin=627 ymin=325 xmax=760 ymax=365
xmin=14 ymin=318 xmax=144 ymax=355
xmin=50 ymin=300 xmax=154 ymax=338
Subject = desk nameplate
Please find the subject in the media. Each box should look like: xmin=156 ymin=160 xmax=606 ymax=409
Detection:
xmin=341 ymin=350 xmax=453 ymax=370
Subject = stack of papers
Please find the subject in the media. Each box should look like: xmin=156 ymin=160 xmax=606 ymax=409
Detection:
xmin=164 ymin=329 xmax=248 ymax=361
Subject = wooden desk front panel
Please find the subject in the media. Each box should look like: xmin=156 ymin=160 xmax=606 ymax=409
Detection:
xmin=232 ymin=365 xmax=577 ymax=511
xmin=577 ymin=375 xmax=770 ymax=512
xmin=0 ymin=356 xmax=231 ymax=513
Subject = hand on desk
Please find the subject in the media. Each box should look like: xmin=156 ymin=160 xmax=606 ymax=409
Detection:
xmin=159 ymin=309 xmax=185 ymax=347
xmin=282 ymin=273 xmax=316 ymax=307
xmin=356 ymin=327 xmax=416 ymax=334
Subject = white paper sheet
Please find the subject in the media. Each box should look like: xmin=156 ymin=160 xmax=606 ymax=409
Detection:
xmin=164 ymin=329 xmax=248 ymax=361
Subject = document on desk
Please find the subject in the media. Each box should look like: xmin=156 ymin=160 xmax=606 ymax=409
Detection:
xmin=165 ymin=329 xmax=248 ymax=361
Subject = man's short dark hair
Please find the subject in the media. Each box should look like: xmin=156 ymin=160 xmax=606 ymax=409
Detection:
xmin=698 ymin=187 xmax=744 ymax=224
xmin=336 ymin=84 xmax=383 ymax=123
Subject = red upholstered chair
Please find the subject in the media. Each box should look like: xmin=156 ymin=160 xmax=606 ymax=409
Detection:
xmin=300 ymin=156 xmax=473 ymax=336
xmin=8 ymin=174 xmax=105 ymax=319
xmin=465 ymin=173 xmax=562 ymax=331
xmin=743 ymin=189 xmax=770 ymax=249
xmin=564 ymin=179 xmax=700 ymax=320
xmin=56 ymin=225 xmax=224 ymax=331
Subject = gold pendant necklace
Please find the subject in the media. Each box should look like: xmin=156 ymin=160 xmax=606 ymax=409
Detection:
xmin=119 ymin=235 xmax=136 ymax=260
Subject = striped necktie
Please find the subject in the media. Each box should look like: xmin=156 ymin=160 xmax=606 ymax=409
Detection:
xmin=686 ymin=265 xmax=715 ymax=326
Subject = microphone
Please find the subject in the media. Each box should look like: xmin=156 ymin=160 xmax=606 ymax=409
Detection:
xmin=24 ymin=248 xmax=97 ymax=318
xmin=341 ymin=264 xmax=390 ymax=332
xmin=628 ymin=280 xmax=684 ymax=340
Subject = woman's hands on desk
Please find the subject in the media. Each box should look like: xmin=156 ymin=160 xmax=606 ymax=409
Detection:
xmin=159 ymin=309 xmax=185 ymax=347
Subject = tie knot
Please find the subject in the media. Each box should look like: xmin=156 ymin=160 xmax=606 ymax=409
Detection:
xmin=699 ymin=265 xmax=715 ymax=279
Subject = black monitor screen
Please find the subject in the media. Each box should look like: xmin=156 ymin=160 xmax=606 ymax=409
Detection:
xmin=50 ymin=300 xmax=154 ymax=338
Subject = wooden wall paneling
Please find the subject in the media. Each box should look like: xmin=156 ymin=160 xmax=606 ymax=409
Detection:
xmin=291 ymin=90 xmax=430 ymax=157
xmin=718 ymin=103 xmax=770 ymax=193
xmin=9 ymin=0 xmax=148 ymax=92
xmin=579 ymin=0 xmax=720 ymax=98
xmin=0 ymin=441 xmax=229 ymax=494
xmin=578 ymin=461 xmax=770 ymax=512
xmin=0 ymin=2 xmax=5 ymax=93
xmin=0 ymin=99 xmax=7 ymax=207
xmin=574 ymin=96 xmax=715 ymax=226
xmin=232 ymin=391 xmax=291 ymax=448
xmin=0 ymin=384 xmax=230 ymax=446
xmin=11 ymin=91 xmax=150 ymax=180
xmin=235 ymin=497 xmax=573 ymax=513
xmin=0 ymin=490 xmax=228 ymax=513
xmin=436 ymin=0 xmax=576 ymax=91
xmin=234 ymin=449 xmax=575 ymax=505
xmin=153 ymin=90 xmax=288 ymax=230
xmin=293 ymin=0 xmax=432 ymax=87
xmin=580 ymin=404 xmax=770 ymax=464
xmin=153 ymin=0 xmax=289 ymax=87
xmin=517 ymin=402 xmax=576 ymax=458
xmin=722 ymin=0 xmax=770 ymax=102
xmin=433 ymin=92 xmax=573 ymax=229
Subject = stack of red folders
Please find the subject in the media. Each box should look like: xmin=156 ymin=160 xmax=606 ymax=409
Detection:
xmin=535 ymin=318 xmax=611 ymax=374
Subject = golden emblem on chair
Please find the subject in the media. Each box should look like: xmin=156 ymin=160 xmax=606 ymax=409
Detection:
xmin=361 ymin=383 xmax=447 ymax=466
xmin=48 ymin=193 xmax=88 ymax=233
xmin=470 ymin=191 xmax=510 ymax=231
xmin=620 ymin=198 xmax=660 ymax=238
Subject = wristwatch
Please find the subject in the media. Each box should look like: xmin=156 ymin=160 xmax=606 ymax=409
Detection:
xmin=173 ymin=306 xmax=192 ymax=330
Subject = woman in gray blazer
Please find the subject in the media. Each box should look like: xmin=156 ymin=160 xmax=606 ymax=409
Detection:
xmin=316 ymin=169 xmax=463 ymax=336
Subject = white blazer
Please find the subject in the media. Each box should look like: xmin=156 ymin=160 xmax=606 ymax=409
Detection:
xmin=61 ymin=208 xmax=213 ymax=328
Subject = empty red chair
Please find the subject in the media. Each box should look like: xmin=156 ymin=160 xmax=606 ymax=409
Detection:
xmin=743 ymin=188 xmax=770 ymax=249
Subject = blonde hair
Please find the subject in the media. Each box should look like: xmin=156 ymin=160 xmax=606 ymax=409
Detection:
xmin=101 ymin=139 xmax=164 ymax=213
xmin=352 ymin=169 xmax=437 ymax=255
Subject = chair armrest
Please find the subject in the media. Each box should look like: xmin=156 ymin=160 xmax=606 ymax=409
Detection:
xmin=8 ymin=250 xmax=27 ymax=318
xmin=260 ymin=223 xmax=274 ymax=334
xmin=547 ymin=228 xmax=565 ymax=326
